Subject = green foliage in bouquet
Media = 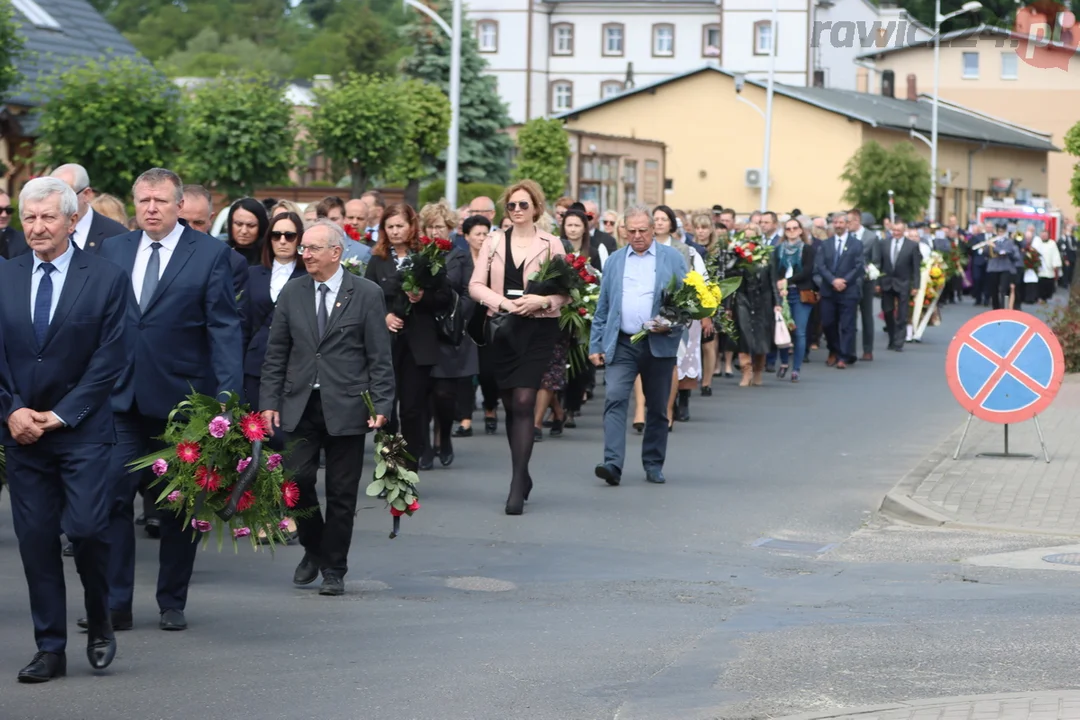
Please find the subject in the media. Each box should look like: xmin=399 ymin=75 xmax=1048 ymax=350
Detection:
xmin=129 ymin=391 xmax=299 ymax=551
xmin=362 ymin=393 xmax=419 ymax=539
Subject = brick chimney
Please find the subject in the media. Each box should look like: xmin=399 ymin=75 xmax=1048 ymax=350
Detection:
xmin=906 ymin=74 xmax=917 ymax=101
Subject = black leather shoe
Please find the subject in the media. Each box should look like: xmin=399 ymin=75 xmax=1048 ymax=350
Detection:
xmin=159 ymin=609 xmax=187 ymax=631
xmin=319 ymin=572 xmax=345 ymax=596
xmin=77 ymin=610 xmax=133 ymax=632
xmin=135 ymin=513 xmax=147 ymax=526
xmin=17 ymin=651 xmax=65 ymax=683
xmin=675 ymin=406 xmax=690 ymax=422
xmin=452 ymin=425 xmax=473 ymax=438
xmin=700 ymin=386 xmax=712 ymax=397
xmin=533 ymin=427 xmax=543 ymax=443
xmin=439 ymin=449 xmax=454 ymax=467
xmin=645 ymin=469 xmax=667 ymax=484
xmin=418 ymin=453 xmax=434 ymax=471
xmin=484 ymin=417 xmax=497 ymax=435
xmin=144 ymin=517 xmax=161 ymax=539
xmin=549 ymin=418 xmax=564 ymax=437
xmin=594 ymin=463 xmax=621 ymax=487
xmin=293 ymin=554 xmax=320 ymax=586
xmin=63 ymin=542 xmax=74 ymax=557
xmin=86 ymin=625 xmax=116 ymax=670
xmin=633 ymin=422 xmax=644 ymax=433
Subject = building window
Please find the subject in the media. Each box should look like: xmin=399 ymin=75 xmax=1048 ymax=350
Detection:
xmin=643 ymin=159 xmax=661 ymax=204
xmin=600 ymin=80 xmax=624 ymax=99
xmin=11 ymin=0 xmax=60 ymax=29
xmin=652 ymin=24 xmax=674 ymax=57
xmin=702 ymin=24 xmax=720 ymax=57
xmin=753 ymin=20 xmax=775 ymax=56
xmin=552 ymin=23 xmax=574 ymax=56
xmin=477 ymin=20 xmax=498 ymax=53
xmin=551 ymin=80 xmax=573 ymax=113
xmin=962 ymin=51 xmax=979 ymax=78
xmin=623 ymin=160 xmax=638 ymax=207
xmin=603 ymin=23 xmax=624 ymax=56
xmin=1001 ymin=52 xmax=1018 ymax=79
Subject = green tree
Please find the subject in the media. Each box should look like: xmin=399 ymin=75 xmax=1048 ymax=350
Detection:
xmin=511 ymin=118 xmax=569 ymax=203
xmin=0 ymin=0 xmax=24 ymax=101
xmin=1063 ymin=120 xmax=1080 ymax=304
xmin=36 ymin=57 xmax=180 ymax=198
xmin=159 ymin=28 xmax=295 ymax=78
xmin=840 ymin=140 xmax=930 ymax=222
xmin=177 ymin=73 xmax=297 ymax=199
xmin=306 ymin=73 xmax=407 ymax=197
xmin=402 ymin=0 xmax=513 ymax=185
xmin=388 ymin=79 xmax=451 ymax=207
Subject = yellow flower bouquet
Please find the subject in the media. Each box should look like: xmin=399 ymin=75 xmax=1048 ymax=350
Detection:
xmin=631 ymin=271 xmax=740 ymax=343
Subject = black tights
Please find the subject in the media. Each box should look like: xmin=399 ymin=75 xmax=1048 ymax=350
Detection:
xmin=432 ymin=379 xmax=458 ymax=451
xmin=500 ymin=386 xmax=537 ymax=501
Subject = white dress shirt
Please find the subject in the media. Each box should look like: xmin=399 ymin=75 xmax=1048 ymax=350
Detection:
xmin=30 ymin=240 xmax=75 ymax=324
xmin=834 ymin=232 xmax=849 ymax=258
xmin=270 ymin=259 xmax=296 ymax=302
xmin=131 ymin=222 xmax=184 ymax=301
xmin=71 ymin=207 xmax=94 ymax=250
xmin=314 ymin=264 xmax=344 ymax=318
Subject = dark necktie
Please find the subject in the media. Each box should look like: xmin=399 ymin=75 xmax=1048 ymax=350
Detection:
xmin=317 ymin=283 xmax=329 ymax=337
xmin=892 ymin=239 xmax=900 ymax=266
xmin=833 ymin=238 xmax=843 ymax=272
xmin=140 ymin=242 xmax=162 ymax=313
xmin=34 ymin=262 xmax=55 ymax=346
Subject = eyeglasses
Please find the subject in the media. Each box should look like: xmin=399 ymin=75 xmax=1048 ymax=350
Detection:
xmin=602 ymin=219 xmax=615 ymax=226
xmin=270 ymin=231 xmax=298 ymax=241
xmin=506 ymin=201 xmax=531 ymax=212
xmin=298 ymin=245 xmax=328 ymax=254
xmin=0 ymin=207 xmax=14 ymax=215
xmin=785 ymin=226 xmax=801 ymax=232
xmin=626 ymin=228 xmax=650 ymax=236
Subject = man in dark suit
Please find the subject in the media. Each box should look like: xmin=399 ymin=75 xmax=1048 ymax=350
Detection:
xmin=813 ymin=211 xmax=865 ymax=369
xmin=0 ymin=177 xmax=132 ymax=682
xmin=847 ymin=208 xmax=879 ymax=362
xmin=260 ymin=220 xmax=394 ymax=596
xmin=50 ymin=164 xmax=128 ymax=254
xmin=584 ymin=200 xmax=617 ymax=255
xmin=872 ymin=220 xmax=922 ymax=352
xmin=0 ymin=189 xmax=27 ymax=259
xmin=96 ymin=167 xmax=242 ymax=633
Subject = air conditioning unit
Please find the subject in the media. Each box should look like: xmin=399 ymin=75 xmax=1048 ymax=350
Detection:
xmin=939 ymin=170 xmax=955 ymax=186
xmin=745 ymin=168 xmax=763 ymax=188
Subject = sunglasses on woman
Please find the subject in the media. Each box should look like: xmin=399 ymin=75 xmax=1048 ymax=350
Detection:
xmin=602 ymin=219 xmax=615 ymax=226
xmin=270 ymin=230 xmax=298 ymax=241
xmin=785 ymin=226 xmax=801 ymax=232
xmin=506 ymin=201 xmax=531 ymax=211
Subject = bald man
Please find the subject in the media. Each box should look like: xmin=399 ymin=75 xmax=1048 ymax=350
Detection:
xmin=50 ymin=163 xmax=128 ymax=254
xmin=345 ymin=199 xmax=370 ymax=243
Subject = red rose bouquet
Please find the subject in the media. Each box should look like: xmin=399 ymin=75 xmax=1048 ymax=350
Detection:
xmin=729 ymin=233 xmax=772 ymax=272
xmin=1023 ymin=245 xmax=1041 ymax=271
xmin=129 ymin=391 xmax=299 ymax=550
xmin=400 ymin=235 xmax=453 ymax=295
xmin=559 ymin=253 xmax=600 ymax=376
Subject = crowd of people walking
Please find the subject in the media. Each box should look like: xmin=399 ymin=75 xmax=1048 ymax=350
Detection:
xmin=0 ymin=160 xmax=1073 ymax=684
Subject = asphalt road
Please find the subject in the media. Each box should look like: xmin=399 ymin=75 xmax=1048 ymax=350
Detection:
xmin=3 ymin=299 xmax=1080 ymax=720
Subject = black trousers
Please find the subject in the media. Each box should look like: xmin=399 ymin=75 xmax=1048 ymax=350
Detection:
xmin=988 ymin=271 xmax=1011 ymax=309
xmin=881 ymin=290 xmax=910 ymax=349
xmin=564 ymin=364 xmax=593 ymax=414
xmin=859 ymin=279 xmax=876 ymax=355
xmin=286 ymin=391 xmax=366 ymax=576
xmin=391 ymin=338 xmax=433 ymax=471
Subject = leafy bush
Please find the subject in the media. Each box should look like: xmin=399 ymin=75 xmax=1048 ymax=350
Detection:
xmin=1048 ymin=304 xmax=1080 ymax=373
xmin=419 ymin=180 xmax=505 ymax=208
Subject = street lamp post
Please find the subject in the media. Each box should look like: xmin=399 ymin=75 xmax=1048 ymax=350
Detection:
xmin=760 ymin=0 xmax=778 ymax=212
xmin=930 ymin=0 xmax=982 ymax=223
xmin=404 ymin=0 xmax=461 ymax=209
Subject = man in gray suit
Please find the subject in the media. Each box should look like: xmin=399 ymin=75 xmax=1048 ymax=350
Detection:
xmin=872 ymin=219 xmax=922 ymax=352
xmin=848 ymin=209 xmax=880 ymax=362
xmin=259 ymin=220 xmax=395 ymax=596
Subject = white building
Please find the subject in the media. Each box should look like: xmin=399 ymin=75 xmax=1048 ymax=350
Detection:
xmin=468 ymin=0 xmax=931 ymax=121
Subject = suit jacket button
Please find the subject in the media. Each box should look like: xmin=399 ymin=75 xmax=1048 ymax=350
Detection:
xmin=37 ymin=356 xmax=42 ymax=362
xmin=315 ymin=353 xmax=321 ymax=359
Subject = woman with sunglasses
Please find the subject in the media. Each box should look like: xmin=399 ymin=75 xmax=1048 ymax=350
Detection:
xmin=366 ymin=204 xmax=451 ymax=473
xmin=770 ymin=217 xmax=817 ymax=383
xmin=469 ymin=180 xmax=569 ymax=515
xmin=227 ymin=197 xmax=269 ymax=266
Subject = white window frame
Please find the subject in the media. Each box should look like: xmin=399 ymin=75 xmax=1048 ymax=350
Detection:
xmin=477 ymin=21 xmax=498 ymax=53
xmin=552 ymin=24 xmax=574 ymax=56
xmin=653 ymin=24 xmax=675 ymax=57
xmin=962 ymin=51 xmax=979 ymax=79
xmin=12 ymin=0 xmax=60 ymax=29
xmin=1000 ymin=52 xmax=1018 ymax=80
xmin=603 ymin=23 xmax=624 ymax=57
xmin=754 ymin=21 xmax=774 ymax=56
xmin=552 ymin=81 xmax=573 ymax=113
xmin=600 ymin=81 xmax=624 ymax=99
xmin=703 ymin=24 xmax=721 ymax=57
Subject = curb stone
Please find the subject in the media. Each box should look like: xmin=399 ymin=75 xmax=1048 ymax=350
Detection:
xmin=767 ymin=691 xmax=1080 ymax=720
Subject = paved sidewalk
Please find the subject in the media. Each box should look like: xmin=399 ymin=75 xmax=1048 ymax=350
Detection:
xmin=881 ymin=376 xmax=1080 ymax=535
xmin=774 ymin=692 xmax=1080 ymax=720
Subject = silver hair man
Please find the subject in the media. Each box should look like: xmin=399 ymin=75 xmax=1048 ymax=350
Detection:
xmin=308 ymin=219 xmax=345 ymax=249
xmin=21 ymin=177 xmax=79 ymax=218
xmin=623 ymin=204 xmax=654 ymax=225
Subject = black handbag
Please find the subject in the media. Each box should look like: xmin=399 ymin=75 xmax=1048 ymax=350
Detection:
xmin=468 ymin=309 xmax=511 ymax=347
xmin=435 ymin=289 xmax=467 ymax=346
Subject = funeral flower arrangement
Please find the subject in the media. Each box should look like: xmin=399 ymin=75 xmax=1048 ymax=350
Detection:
xmin=729 ymin=233 xmax=772 ymax=272
xmin=341 ymin=257 xmax=366 ymax=277
xmin=1022 ymin=245 xmax=1042 ymax=271
xmin=400 ymin=235 xmax=453 ymax=297
xmin=910 ymin=251 xmax=948 ymax=311
xmin=558 ymin=253 xmax=601 ymax=376
xmin=129 ymin=392 xmax=298 ymax=550
xmin=361 ymin=393 xmax=419 ymax=539
xmin=631 ymin=271 xmax=739 ymax=343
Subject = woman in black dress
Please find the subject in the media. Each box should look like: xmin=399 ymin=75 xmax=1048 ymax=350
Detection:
xmin=734 ymin=225 xmax=779 ymax=387
xmin=226 ymin=197 xmax=269 ymax=266
xmin=365 ymin=203 xmax=451 ymax=471
xmin=469 ymin=180 xmax=569 ymax=515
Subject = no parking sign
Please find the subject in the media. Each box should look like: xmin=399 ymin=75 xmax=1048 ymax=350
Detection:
xmin=946 ymin=310 xmax=1064 ymax=461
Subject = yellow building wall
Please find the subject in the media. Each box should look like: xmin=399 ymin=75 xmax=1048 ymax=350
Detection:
xmin=562 ymin=71 xmax=863 ymax=216
xmin=871 ymin=40 xmax=1078 ymax=214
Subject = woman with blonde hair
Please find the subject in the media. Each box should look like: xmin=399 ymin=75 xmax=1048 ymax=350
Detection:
xmin=91 ymin=193 xmax=128 ymax=226
xmin=469 ymin=179 xmax=569 ymax=515
xmin=271 ymin=199 xmax=305 ymax=220
xmin=689 ymin=210 xmax=722 ymax=394
xmin=418 ymin=201 xmax=457 ymax=242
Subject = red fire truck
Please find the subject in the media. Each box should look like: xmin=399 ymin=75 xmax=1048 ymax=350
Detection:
xmin=976 ymin=197 xmax=1064 ymax=240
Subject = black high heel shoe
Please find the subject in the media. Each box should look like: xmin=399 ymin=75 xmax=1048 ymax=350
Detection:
xmin=505 ymin=491 xmax=525 ymax=515
xmin=484 ymin=416 xmax=497 ymax=435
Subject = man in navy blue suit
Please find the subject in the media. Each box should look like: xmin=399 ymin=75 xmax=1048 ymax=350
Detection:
xmin=0 ymin=177 xmax=132 ymax=682
xmin=96 ymin=168 xmax=242 ymax=633
xmin=813 ymin=211 xmax=865 ymax=369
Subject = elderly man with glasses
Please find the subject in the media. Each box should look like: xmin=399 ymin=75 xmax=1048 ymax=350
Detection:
xmin=589 ymin=205 xmax=688 ymax=487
